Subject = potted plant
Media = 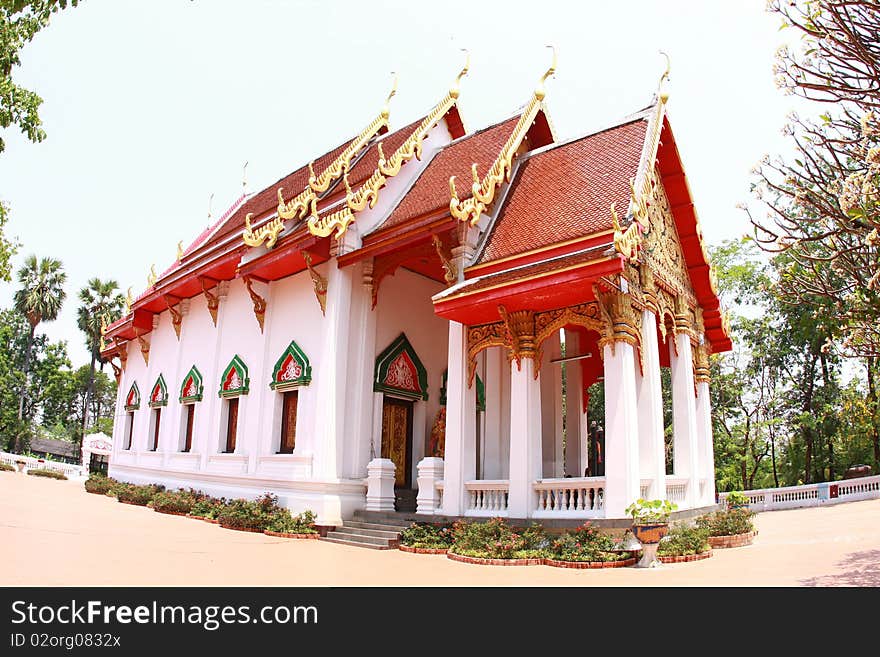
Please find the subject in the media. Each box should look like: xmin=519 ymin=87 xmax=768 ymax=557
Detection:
xmin=625 ymin=498 xmax=677 ymax=544
xmin=15 ymin=459 xmax=26 ymax=473
xmin=725 ymin=491 xmax=750 ymax=510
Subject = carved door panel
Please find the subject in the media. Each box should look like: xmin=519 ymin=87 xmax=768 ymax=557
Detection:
xmin=381 ymin=397 xmax=413 ymax=488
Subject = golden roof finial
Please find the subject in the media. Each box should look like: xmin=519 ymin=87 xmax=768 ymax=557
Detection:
xmin=658 ymin=50 xmax=671 ymax=104
xmin=207 ymin=192 xmax=214 ymax=221
xmin=382 ymin=72 xmax=398 ymax=118
xmin=177 ymin=240 xmax=184 ymax=262
xmin=535 ymin=45 xmax=557 ymax=100
xmin=124 ymin=287 xmax=133 ymax=315
xmin=242 ymin=160 xmax=249 ymax=193
xmin=450 ymin=49 xmax=470 ymax=98
xmin=147 ymin=264 xmax=157 ymax=287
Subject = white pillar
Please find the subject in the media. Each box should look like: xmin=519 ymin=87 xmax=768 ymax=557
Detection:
xmin=365 ymin=458 xmax=396 ymax=511
xmin=564 ymin=329 xmax=584 ymax=478
xmin=416 ymin=457 xmax=444 ymax=514
xmin=540 ymin=331 xmax=561 ymax=478
xmin=483 ymin=347 xmax=504 ymax=479
xmin=602 ymin=341 xmax=641 ymax=517
xmin=507 ymin=357 xmax=543 ymax=519
xmin=347 ymin=260 xmax=378 ymax=479
xmin=670 ymin=332 xmax=700 ymax=508
xmin=313 ymin=260 xmax=354 ymax=481
xmin=441 ymin=321 xmax=476 ymax=516
xmin=696 ymin=380 xmax=715 ymax=506
xmin=636 ymin=310 xmax=666 ymax=499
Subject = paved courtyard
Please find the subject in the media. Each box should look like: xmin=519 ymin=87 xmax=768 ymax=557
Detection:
xmin=2 ymin=472 xmax=879 ymax=586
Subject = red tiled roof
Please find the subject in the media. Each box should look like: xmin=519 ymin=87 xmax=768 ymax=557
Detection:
xmin=476 ymin=117 xmax=648 ymax=265
xmin=377 ymin=117 xmax=521 ymax=231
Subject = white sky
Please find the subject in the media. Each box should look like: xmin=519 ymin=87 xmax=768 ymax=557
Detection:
xmin=0 ymin=0 xmax=805 ymax=367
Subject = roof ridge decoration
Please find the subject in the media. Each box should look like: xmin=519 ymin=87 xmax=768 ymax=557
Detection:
xmin=612 ymin=52 xmax=671 ymax=262
xmin=242 ymin=74 xmax=398 ymax=249
xmin=449 ymin=46 xmax=556 ymax=227
xmin=312 ymin=53 xmax=471 ymax=240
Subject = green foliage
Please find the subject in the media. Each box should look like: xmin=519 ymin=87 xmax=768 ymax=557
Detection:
xmin=449 ymin=518 xmax=549 ymax=560
xmin=116 ymin=483 xmax=164 ymax=506
xmin=83 ymin=473 xmax=116 ymax=494
xmin=399 ymin=522 xmax=454 ymax=549
xmin=189 ymin=496 xmax=228 ymax=519
xmin=0 ymin=200 xmax=18 ymax=282
xmin=549 ymin=522 xmax=630 ymax=563
xmin=0 ymin=461 xmax=14 ymax=471
xmin=265 ymin=509 xmax=317 ymax=535
xmin=26 ymin=467 xmax=66 ymax=479
xmin=151 ymin=489 xmax=198 ymax=514
xmin=217 ymin=492 xmax=288 ymax=531
xmin=657 ymin=523 xmax=711 ymax=557
xmin=725 ymin=491 xmax=750 ymax=507
xmin=625 ymin=498 xmax=677 ymax=524
xmin=696 ymin=508 xmax=756 ymax=537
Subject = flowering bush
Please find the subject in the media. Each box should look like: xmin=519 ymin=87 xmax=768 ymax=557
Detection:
xmin=84 ymin=474 xmax=118 ymax=494
xmin=265 ymin=509 xmax=317 ymax=534
xmin=450 ymin=518 xmax=548 ymax=559
xmin=399 ymin=522 xmax=454 ymax=549
xmin=117 ymin=483 xmax=164 ymax=505
xmin=216 ymin=492 xmax=300 ymax=532
xmin=151 ymin=489 xmax=200 ymax=514
xmin=549 ymin=522 xmax=630 ymax=562
xmin=657 ymin=523 xmax=711 ymax=557
xmin=696 ymin=508 xmax=755 ymax=537
xmin=189 ymin=495 xmax=228 ymax=519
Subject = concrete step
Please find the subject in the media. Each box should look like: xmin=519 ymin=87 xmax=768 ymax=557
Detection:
xmin=324 ymin=530 xmax=396 ymax=547
xmin=320 ymin=536 xmax=395 ymax=550
xmin=344 ymin=520 xmax=410 ymax=533
xmin=353 ymin=510 xmax=425 ymax=525
xmin=335 ymin=525 xmax=402 ymax=540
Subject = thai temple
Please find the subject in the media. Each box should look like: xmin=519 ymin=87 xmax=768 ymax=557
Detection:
xmin=101 ymin=52 xmax=731 ymax=528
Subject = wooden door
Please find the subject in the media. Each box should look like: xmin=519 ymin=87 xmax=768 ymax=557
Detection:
xmin=183 ymin=404 xmax=195 ymax=452
xmin=381 ymin=397 xmax=413 ymax=488
xmin=225 ymin=398 xmax=239 ymax=453
xmin=279 ymin=390 xmax=298 ymax=453
xmin=152 ymin=409 xmax=161 ymax=451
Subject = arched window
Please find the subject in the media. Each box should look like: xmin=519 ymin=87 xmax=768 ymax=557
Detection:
xmin=122 ymin=382 xmax=139 ymax=450
xmin=178 ymin=366 xmax=204 ymax=452
xmin=218 ymin=356 xmax=249 ymax=453
xmin=270 ymin=341 xmax=311 ymax=454
xmin=147 ymin=375 xmax=167 ymax=452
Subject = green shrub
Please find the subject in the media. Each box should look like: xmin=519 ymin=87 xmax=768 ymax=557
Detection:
xmin=116 ymin=483 xmax=163 ymax=506
xmin=696 ymin=508 xmax=755 ymax=536
xmin=549 ymin=522 xmax=630 ymax=562
xmin=26 ymin=468 xmax=67 ymax=480
xmin=399 ymin=522 xmax=454 ymax=549
xmin=151 ymin=490 xmax=198 ymax=514
xmin=84 ymin=474 xmax=118 ymax=494
xmin=725 ymin=491 xmax=750 ymax=508
xmin=657 ymin=523 xmax=711 ymax=556
xmin=217 ymin=492 xmax=286 ymax=531
xmin=189 ymin=495 xmax=228 ymax=519
xmin=450 ymin=518 xmax=549 ymax=559
xmin=265 ymin=509 xmax=317 ymax=534
xmin=0 ymin=462 xmax=14 ymax=472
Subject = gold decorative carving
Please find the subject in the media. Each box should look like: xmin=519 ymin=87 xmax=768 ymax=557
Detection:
xmin=449 ymin=46 xmax=556 ymax=226
xmin=592 ymin=281 xmax=641 ymax=355
xmin=432 ymin=235 xmax=457 ymax=285
xmin=199 ymin=277 xmax=220 ymax=327
xmin=242 ymin=212 xmax=285 ymax=249
xmin=123 ymin=287 xmax=133 ymax=316
xmin=99 ymin=314 xmax=108 ymax=353
xmin=110 ymin=358 xmax=122 ymax=384
xmin=163 ymin=294 xmax=183 ymax=339
xmin=242 ymin=276 xmax=267 ymax=333
xmin=611 ymin=202 xmax=643 ymax=262
xmin=498 ymin=305 xmax=536 ymax=369
xmin=466 ymin=321 xmax=507 ymax=387
xmin=147 ymin=264 xmax=157 ymax=288
xmin=135 ymin=331 xmax=150 ymax=365
xmin=301 ymin=251 xmax=328 ymax=316
xmin=177 ymin=241 xmax=184 ymax=262
xmin=114 ymin=338 xmax=128 ymax=371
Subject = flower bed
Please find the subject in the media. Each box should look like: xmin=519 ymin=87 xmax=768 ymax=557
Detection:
xmin=447 ymin=518 xmax=550 ymax=563
xmin=658 ymin=551 xmax=713 ymax=563
xmin=264 ymin=530 xmax=320 ymax=539
xmin=187 ymin=514 xmax=219 ymax=524
xmin=187 ymin=496 xmax=228 ymax=522
xmin=151 ymin=489 xmax=201 ymax=515
xmin=84 ymin=474 xmax=118 ymax=494
xmin=399 ymin=545 xmax=448 ymax=554
xmin=26 ymin=468 xmax=67 ymax=480
xmin=447 ymin=552 xmax=544 ymax=566
xmin=399 ymin=522 xmax=454 ymax=551
xmin=657 ymin=523 xmax=712 ymax=561
xmin=216 ymin=493 xmax=318 ymax=536
xmin=116 ymin=484 xmax=163 ymax=506
xmin=544 ymin=556 xmax=638 ymax=569
xmin=708 ymin=531 xmax=757 ymax=549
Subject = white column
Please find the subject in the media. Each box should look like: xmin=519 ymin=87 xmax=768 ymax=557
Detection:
xmin=602 ymin=341 xmax=641 ymax=517
xmin=563 ymin=329 xmax=584 ymax=478
xmin=482 ymin=347 xmax=504 ymax=480
xmin=670 ymin=332 xmax=700 ymax=508
xmin=540 ymin=332 xmax=560 ymax=478
xmin=346 ymin=260 xmax=378 ymax=479
xmin=441 ymin=321 xmax=476 ymax=516
xmin=416 ymin=457 xmax=444 ymax=514
xmin=507 ymin=357 xmax=543 ymax=519
xmin=313 ymin=260 xmax=354 ymax=482
xmin=696 ymin=380 xmax=715 ymax=506
xmin=636 ymin=310 xmax=666 ymax=499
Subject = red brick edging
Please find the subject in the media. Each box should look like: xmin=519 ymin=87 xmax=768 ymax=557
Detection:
xmin=399 ymin=545 xmax=449 ymax=554
xmin=154 ymin=509 xmax=189 ymax=516
xmin=708 ymin=531 xmax=756 ymax=549
xmin=263 ymin=530 xmax=319 ymax=539
xmin=219 ymin=523 xmax=264 ymax=533
xmin=118 ymin=499 xmax=149 ymax=506
xmin=186 ymin=514 xmax=219 ymax=524
xmin=658 ymin=550 xmax=713 ymax=563
xmin=447 ymin=552 xmax=544 ymax=566
xmin=85 ymin=489 xmax=108 ymax=495
xmin=544 ymin=556 xmax=638 ymax=569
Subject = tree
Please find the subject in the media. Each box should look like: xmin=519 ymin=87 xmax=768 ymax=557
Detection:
xmin=76 ymin=277 xmax=123 ymax=443
xmin=12 ymin=254 xmax=65 ymax=451
xmin=1 ymin=0 xmax=80 ymax=152
xmin=746 ymin=0 xmax=880 ymax=358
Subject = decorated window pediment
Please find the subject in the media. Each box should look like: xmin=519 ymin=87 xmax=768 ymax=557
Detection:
xmin=218 ymin=355 xmax=249 ymax=398
xmin=148 ymin=374 xmax=168 ymax=408
xmin=179 ymin=365 xmax=204 ymax=403
xmin=124 ymin=382 xmax=140 ymax=411
xmin=270 ymin=341 xmax=312 ymax=391
xmin=440 ymin=369 xmax=485 ymax=412
xmin=373 ymin=333 xmax=428 ymax=401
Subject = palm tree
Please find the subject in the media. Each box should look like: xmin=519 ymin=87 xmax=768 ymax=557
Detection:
xmin=13 ymin=255 xmax=66 ymax=452
xmin=76 ymin=278 xmax=124 ymax=440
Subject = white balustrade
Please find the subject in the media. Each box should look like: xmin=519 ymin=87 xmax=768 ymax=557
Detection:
xmin=464 ymin=480 xmax=509 ymax=516
xmin=0 ymin=451 xmax=86 ymax=478
xmin=718 ymin=474 xmax=880 ymax=512
xmin=533 ymin=477 xmax=606 ymax=518
xmin=639 ymin=479 xmax=651 ymax=500
xmin=665 ymin=476 xmax=688 ymax=505
xmin=435 ymin=480 xmax=444 ymax=511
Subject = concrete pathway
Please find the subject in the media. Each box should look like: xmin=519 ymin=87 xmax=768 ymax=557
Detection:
xmin=2 ymin=472 xmax=879 ymax=586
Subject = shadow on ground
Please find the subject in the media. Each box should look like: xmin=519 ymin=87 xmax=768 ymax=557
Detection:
xmin=801 ymin=549 xmax=880 ymax=586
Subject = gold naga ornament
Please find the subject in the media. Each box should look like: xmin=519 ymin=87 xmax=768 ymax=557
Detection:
xmin=450 ymin=46 xmax=556 ymax=226
xmin=147 ymin=264 xmax=158 ymax=287
xmin=123 ymin=287 xmax=134 ymax=316
xmin=316 ymin=53 xmax=472 ymax=240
